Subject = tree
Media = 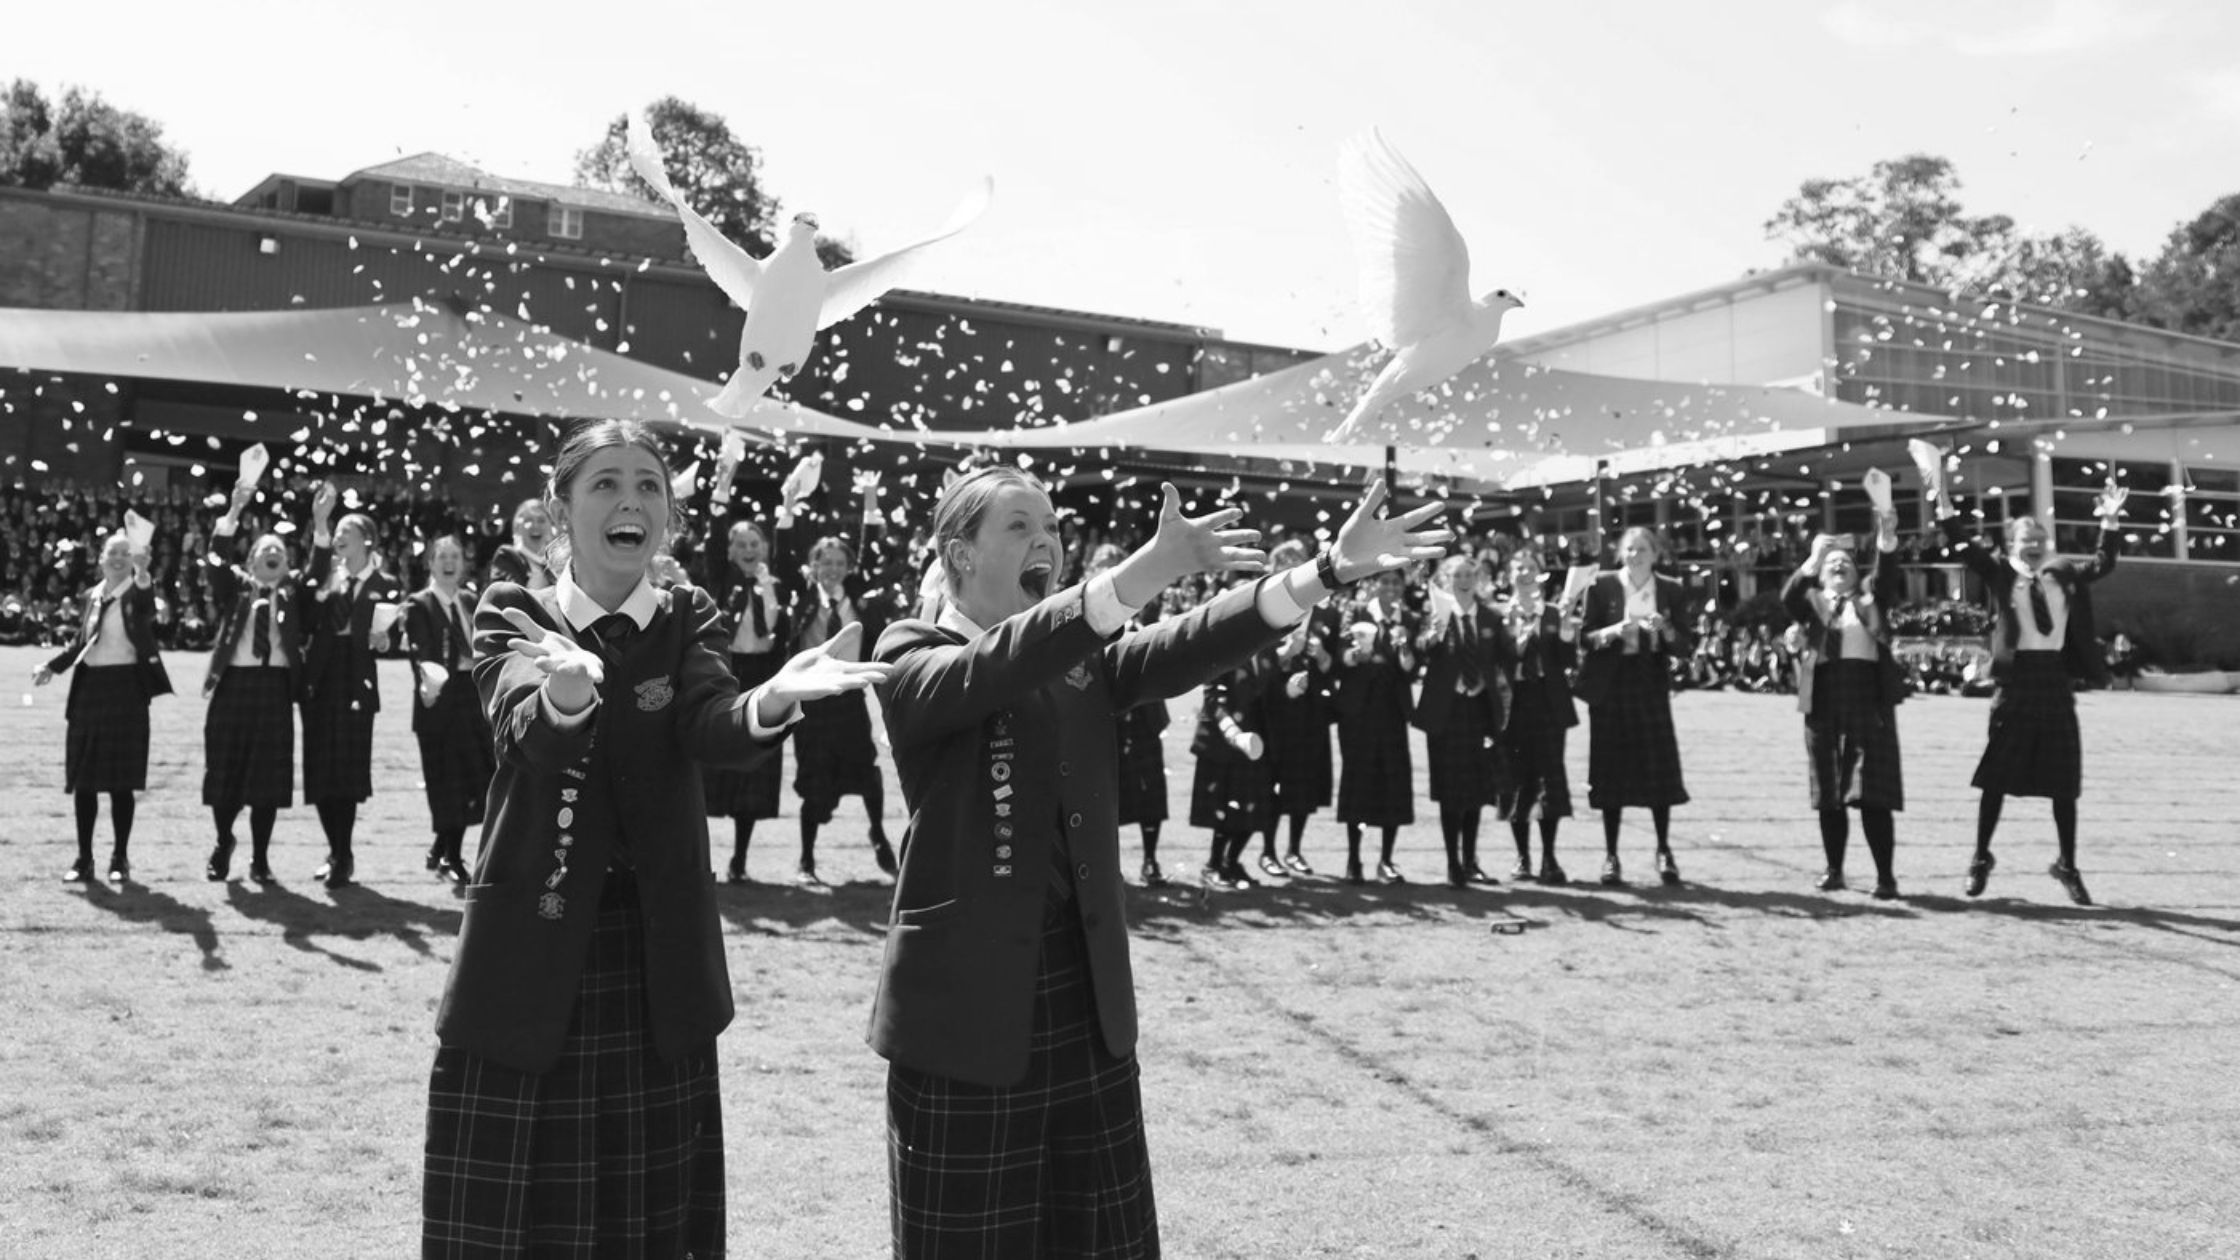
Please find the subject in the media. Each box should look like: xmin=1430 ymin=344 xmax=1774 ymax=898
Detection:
xmin=2131 ymin=194 xmax=2240 ymax=342
xmin=1764 ymin=153 xmax=2135 ymax=317
xmin=575 ymin=96 xmax=853 ymax=266
xmin=0 ymin=80 xmax=192 ymax=196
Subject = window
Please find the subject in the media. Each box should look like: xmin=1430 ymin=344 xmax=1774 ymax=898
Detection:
xmin=548 ymin=204 xmax=584 ymax=240
xmin=482 ymin=196 xmax=512 ymax=229
xmin=441 ymin=190 xmax=465 ymax=223
xmin=389 ymin=184 xmax=413 ymax=217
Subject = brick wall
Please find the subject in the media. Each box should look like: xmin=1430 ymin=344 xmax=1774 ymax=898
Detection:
xmin=0 ymin=197 xmax=137 ymax=311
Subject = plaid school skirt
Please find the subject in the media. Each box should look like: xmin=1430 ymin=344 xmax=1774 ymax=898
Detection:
xmin=1263 ymin=688 xmax=1333 ymax=815
xmin=423 ymin=875 xmax=726 ymax=1259
xmin=203 ymin=666 xmax=295 ymax=808
xmin=1587 ymin=655 xmax=1690 ymax=810
xmin=888 ymin=900 xmax=1159 ymax=1259
xmin=705 ymin=651 xmax=783 ymax=821
xmin=1188 ymin=747 xmax=1271 ymax=835
xmin=64 ymin=665 xmax=151 ymax=794
xmin=1497 ymin=688 xmax=1573 ymax=822
xmin=793 ymin=690 xmax=878 ymax=823
xmin=302 ymin=676 xmax=376 ymax=805
xmin=416 ymin=675 xmax=495 ymax=833
xmin=1336 ymin=706 xmax=1414 ymax=828
xmin=1804 ymin=660 xmax=1905 ymax=811
xmin=1972 ymin=652 xmax=2083 ymax=799
xmin=1114 ymin=706 xmax=1170 ymax=827
xmin=1425 ymin=692 xmax=1504 ymax=809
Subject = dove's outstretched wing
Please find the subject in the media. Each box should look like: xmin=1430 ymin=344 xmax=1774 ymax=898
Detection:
xmin=815 ymin=176 xmax=994 ymax=332
xmin=1338 ymin=129 xmax=1472 ymax=349
xmin=627 ymin=115 xmax=764 ymax=309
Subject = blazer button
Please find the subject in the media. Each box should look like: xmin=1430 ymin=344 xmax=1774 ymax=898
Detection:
xmin=1068 ymin=812 xmax=1083 ymax=829
xmin=1076 ymin=862 xmax=1092 ymax=881
xmin=1059 ymin=760 xmax=1071 ymax=776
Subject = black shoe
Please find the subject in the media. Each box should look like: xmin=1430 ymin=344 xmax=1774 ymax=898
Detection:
xmin=1964 ymin=852 xmax=1996 ymax=898
xmin=1815 ymin=869 xmax=1847 ymax=893
xmin=1141 ymin=859 xmax=1166 ymax=887
xmin=1599 ymin=856 xmax=1625 ymax=887
xmin=725 ymin=857 xmax=749 ymax=886
xmin=872 ymin=836 xmax=898 ymax=877
xmin=1538 ymin=860 xmax=1568 ymax=887
xmin=1223 ymin=861 xmax=1261 ymax=888
xmin=1256 ymin=853 xmax=1287 ymax=879
xmin=1656 ymin=850 xmax=1681 ymax=886
xmin=315 ymin=854 xmax=354 ymax=889
xmin=2050 ymin=862 xmax=2092 ymax=907
xmin=1344 ymin=859 xmax=1365 ymax=885
xmin=424 ymin=847 xmax=443 ymax=873
xmin=795 ymin=862 xmax=824 ymax=888
xmin=106 ymin=855 xmax=129 ymax=885
xmin=1201 ymin=864 xmax=1242 ymax=892
xmin=435 ymin=858 xmax=470 ymax=886
xmin=1446 ymin=864 xmax=1467 ymax=890
xmin=62 ymin=856 xmax=94 ymax=883
xmin=249 ymin=859 xmax=275 ymax=885
xmin=1282 ymin=852 xmax=1314 ymax=876
xmin=1509 ymin=858 xmax=1534 ymax=882
xmin=207 ymin=840 xmax=236 ymax=882
xmin=1467 ymin=865 xmax=1499 ymax=886
xmin=1871 ymin=878 xmax=1899 ymax=901
xmin=1377 ymin=860 xmax=1405 ymax=886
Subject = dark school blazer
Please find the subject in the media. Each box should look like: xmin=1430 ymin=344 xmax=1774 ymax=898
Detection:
xmin=1939 ymin=516 xmax=2119 ymax=687
xmin=1488 ymin=604 xmax=1579 ymax=733
xmin=1781 ymin=551 xmax=1910 ymax=718
xmin=433 ymin=581 xmax=785 ymax=1075
xmin=404 ymin=586 xmax=481 ymax=735
xmin=1411 ymin=599 xmax=1504 ymax=736
xmin=45 ymin=581 xmax=173 ymax=717
xmin=300 ymin=546 xmax=402 ymax=715
xmin=870 ymin=577 xmax=1280 ymax=1088
xmin=1575 ymin=571 xmax=1693 ymax=708
xmin=201 ymin=529 xmax=311 ymax=699
xmin=698 ymin=551 xmax=793 ymax=653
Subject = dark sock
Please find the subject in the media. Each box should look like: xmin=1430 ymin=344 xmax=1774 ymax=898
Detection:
xmin=1651 ymin=805 xmax=1672 ymax=852
xmin=74 ymin=791 xmax=98 ymax=862
xmin=1286 ymin=813 xmax=1308 ymax=856
xmin=1345 ymin=823 xmax=1364 ymax=868
xmin=799 ymin=817 xmax=819 ymax=869
xmin=864 ymin=780 xmax=889 ymax=844
xmin=213 ymin=805 xmax=240 ymax=849
xmin=1438 ymin=803 xmax=1462 ymax=870
xmin=2052 ymin=797 xmax=2078 ymax=869
xmin=732 ymin=819 xmax=754 ymax=870
xmin=1379 ymin=826 xmax=1398 ymax=865
xmin=1539 ymin=817 xmax=1561 ymax=866
xmin=110 ymin=791 xmax=135 ymax=857
xmin=1460 ymin=808 xmax=1482 ymax=870
xmin=1510 ymin=812 xmax=1533 ymax=862
xmin=1861 ymin=808 xmax=1895 ymax=884
xmin=1975 ymin=793 xmax=2004 ymax=858
xmin=1224 ymin=831 xmax=1252 ymax=870
xmin=1141 ymin=823 xmax=1161 ymax=865
xmin=1818 ymin=808 xmax=1850 ymax=874
xmin=438 ymin=827 xmax=466 ymax=864
xmin=1601 ymin=808 xmax=1622 ymax=855
xmin=249 ymin=806 xmax=277 ymax=863
xmin=1207 ymin=832 xmax=1227 ymax=869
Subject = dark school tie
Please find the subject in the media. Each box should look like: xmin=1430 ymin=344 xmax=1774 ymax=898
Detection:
xmin=747 ymin=578 xmax=769 ymax=639
xmin=587 ymin=613 xmax=636 ymax=665
xmin=84 ymin=592 xmax=109 ymax=646
xmin=1457 ymin=611 xmax=1485 ymax=693
xmin=2028 ymin=575 xmax=2056 ymax=636
xmin=253 ymin=596 xmax=273 ymax=664
xmin=448 ymin=599 xmax=472 ymax=667
xmin=1823 ymin=596 xmax=1850 ymax=658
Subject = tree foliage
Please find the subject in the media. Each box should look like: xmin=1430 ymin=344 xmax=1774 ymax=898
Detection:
xmin=0 ymin=79 xmax=192 ymax=197
xmin=1764 ymin=153 xmax=2133 ymax=317
xmin=2132 ymin=194 xmax=2240 ymax=343
xmin=575 ymin=96 xmax=853 ymax=267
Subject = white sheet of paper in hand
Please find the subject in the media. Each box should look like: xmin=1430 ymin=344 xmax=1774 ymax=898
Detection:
xmin=1863 ymin=467 xmax=1894 ymax=512
xmin=671 ymin=461 xmax=700 ymax=500
xmin=123 ymin=510 xmax=155 ymax=550
xmin=237 ymin=443 xmax=270 ymax=489
xmin=417 ymin=661 xmax=449 ymax=707
xmin=1905 ymin=439 xmax=1944 ymax=491
xmin=720 ymin=430 xmax=747 ymax=465
xmin=1560 ymin=563 xmax=1598 ymax=609
xmin=370 ymin=601 xmax=404 ymax=638
xmin=1427 ymin=582 xmax=1460 ymax=620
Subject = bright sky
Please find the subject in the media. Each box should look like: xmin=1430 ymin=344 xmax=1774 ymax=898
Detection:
xmin=12 ymin=0 xmax=2240 ymax=351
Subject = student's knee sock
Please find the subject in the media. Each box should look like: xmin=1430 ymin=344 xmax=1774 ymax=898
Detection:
xmin=2052 ymin=797 xmax=2078 ymax=869
xmin=1818 ymin=807 xmax=1850 ymax=873
xmin=110 ymin=791 xmax=135 ymax=856
xmin=74 ymin=791 xmax=99 ymax=862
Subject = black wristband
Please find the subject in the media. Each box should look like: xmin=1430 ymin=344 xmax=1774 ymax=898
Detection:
xmin=1316 ymin=549 xmax=1344 ymax=591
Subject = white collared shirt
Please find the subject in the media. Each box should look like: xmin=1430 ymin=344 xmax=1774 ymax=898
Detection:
xmin=78 ymin=582 xmax=137 ymax=667
xmin=229 ymin=583 xmax=292 ymax=669
xmin=1814 ymin=589 xmax=1882 ymax=662
xmin=728 ymin=570 xmax=780 ymax=655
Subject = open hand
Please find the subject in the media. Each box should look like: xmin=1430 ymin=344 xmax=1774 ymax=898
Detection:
xmin=312 ymin=481 xmax=338 ymax=526
xmin=2096 ymin=479 xmax=2129 ymax=521
xmin=764 ymin=622 xmax=895 ymax=709
xmin=499 ymin=605 xmax=604 ymax=714
xmin=1329 ymin=479 xmax=1452 ymax=583
xmin=1145 ymin=482 xmax=1266 ymax=584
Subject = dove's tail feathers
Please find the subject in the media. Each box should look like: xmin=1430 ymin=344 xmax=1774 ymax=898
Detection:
xmin=624 ymin=115 xmax=683 ymax=207
xmin=814 ymin=176 xmax=996 ymax=333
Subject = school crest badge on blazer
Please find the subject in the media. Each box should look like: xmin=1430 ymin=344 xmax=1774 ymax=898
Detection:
xmin=1064 ymin=661 xmax=1094 ymax=691
xmin=634 ymin=676 xmax=675 ymax=712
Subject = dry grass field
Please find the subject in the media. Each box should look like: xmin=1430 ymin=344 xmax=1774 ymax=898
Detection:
xmin=3 ymin=644 xmax=2236 ymax=1258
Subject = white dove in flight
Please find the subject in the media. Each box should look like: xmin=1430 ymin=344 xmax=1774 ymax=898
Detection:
xmin=626 ymin=115 xmax=993 ymax=419
xmin=1323 ymin=128 xmax=1522 ymax=445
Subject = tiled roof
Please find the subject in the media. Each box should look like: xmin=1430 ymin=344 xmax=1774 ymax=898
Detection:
xmin=342 ymin=153 xmax=669 ymax=219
